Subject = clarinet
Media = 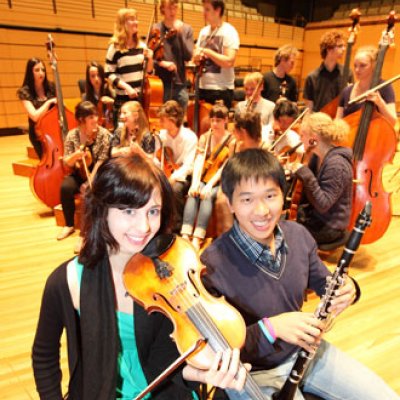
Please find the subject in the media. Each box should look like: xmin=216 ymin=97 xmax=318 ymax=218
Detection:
xmin=272 ymin=201 xmax=372 ymax=400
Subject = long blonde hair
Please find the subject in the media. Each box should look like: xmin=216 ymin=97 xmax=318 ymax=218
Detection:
xmin=120 ymin=101 xmax=149 ymax=146
xmin=110 ymin=8 xmax=139 ymax=51
xmin=301 ymin=112 xmax=349 ymax=144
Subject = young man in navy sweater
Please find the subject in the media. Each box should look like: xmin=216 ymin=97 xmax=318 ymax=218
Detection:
xmin=200 ymin=149 xmax=398 ymax=400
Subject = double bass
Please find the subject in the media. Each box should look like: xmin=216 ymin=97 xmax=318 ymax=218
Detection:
xmin=321 ymin=8 xmax=361 ymax=118
xmin=343 ymin=11 xmax=397 ymax=244
xmin=30 ymin=35 xmax=76 ymax=208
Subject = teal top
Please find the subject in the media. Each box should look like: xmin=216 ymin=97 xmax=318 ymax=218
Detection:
xmin=73 ymin=257 xmax=151 ymax=399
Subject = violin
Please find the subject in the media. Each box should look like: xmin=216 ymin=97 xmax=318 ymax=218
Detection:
xmin=153 ymin=131 xmax=180 ymax=178
xmin=124 ymin=234 xmax=266 ymax=399
xmin=75 ymin=143 xmax=93 ymax=185
xmin=97 ymin=100 xmax=114 ymax=131
xmin=148 ymin=27 xmax=177 ymax=61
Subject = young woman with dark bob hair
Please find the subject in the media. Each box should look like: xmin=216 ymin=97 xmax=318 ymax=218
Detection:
xmin=32 ymin=153 xmax=248 ymax=399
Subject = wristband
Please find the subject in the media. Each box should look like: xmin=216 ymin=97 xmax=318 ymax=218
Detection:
xmin=258 ymin=319 xmax=275 ymax=344
xmin=263 ymin=317 xmax=277 ymax=340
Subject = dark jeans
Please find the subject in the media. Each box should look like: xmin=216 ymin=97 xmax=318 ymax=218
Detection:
xmin=199 ymin=89 xmax=234 ymax=109
xmin=171 ymin=179 xmax=191 ymax=234
xmin=60 ymin=174 xmax=85 ymax=227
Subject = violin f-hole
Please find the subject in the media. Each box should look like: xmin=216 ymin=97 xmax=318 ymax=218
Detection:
xmin=365 ymin=168 xmax=379 ymax=198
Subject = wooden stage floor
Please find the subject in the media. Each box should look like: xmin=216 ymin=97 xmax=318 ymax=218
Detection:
xmin=0 ymin=134 xmax=399 ymax=399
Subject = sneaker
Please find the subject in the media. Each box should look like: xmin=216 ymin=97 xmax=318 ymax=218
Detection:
xmin=57 ymin=226 xmax=75 ymax=241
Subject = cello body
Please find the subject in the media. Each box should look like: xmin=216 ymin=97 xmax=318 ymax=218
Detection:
xmin=344 ymin=109 xmax=396 ymax=244
xmin=142 ymin=74 xmax=163 ymax=130
xmin=30 ymin=106 xmax=76 ymax=208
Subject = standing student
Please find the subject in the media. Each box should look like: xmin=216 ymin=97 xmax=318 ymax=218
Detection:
xmin=193 ymin=0 xmax=240 ymax=109
xmin=17 ymin=58 xmax=57 ymax=159
xmin=157 ymin=100 xmax=198 ymax=232
xmin=303 ymin=30 xmax=352 ymax=112
xmin=105 ymin=8 xmax=154 ymax=123
xmin=261 ymin=44 xmax=298 ymax=103
xmin=57 ymin=101 xmax=110 ymax=242
xmin=291 ymin=112 xmax=353 ymax=245
xmin=235 ymin=72 xmax=275 ymax=127
xmin=181 ymin=103 xmax=232 ymax=249
xmin=336 ymin=45 xmax=397 ymax=126
xmin=152 ymin=0 xmax=194 ymax=110
xmin=200 ymin=148 xmax=399 ymax=400
xmin=33 ymin=153 xmax=248 ymax=399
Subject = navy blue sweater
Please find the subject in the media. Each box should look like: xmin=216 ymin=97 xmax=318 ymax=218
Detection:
xmin=200 ymin=221 xmax=329 ymax=370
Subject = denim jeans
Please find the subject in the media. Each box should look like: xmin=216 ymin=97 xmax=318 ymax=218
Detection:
xmin=181 ymin=183 xmax=219 ymax=239
xmin=225 ymin=340 xmax=399 ymax=400
xmin=163 ymin=82 xmax=189 ymax=112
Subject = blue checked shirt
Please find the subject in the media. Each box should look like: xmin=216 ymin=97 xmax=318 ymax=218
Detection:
xmin=229 ymin=219 xmax=288 ymax=279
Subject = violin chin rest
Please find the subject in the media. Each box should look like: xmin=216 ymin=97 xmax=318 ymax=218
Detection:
xmin=142 ymin=233 xmax=176 ymax=258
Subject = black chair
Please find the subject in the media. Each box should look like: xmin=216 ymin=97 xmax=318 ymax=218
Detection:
xmin=77 ymin=79 xmax=86 ymax=95
xmin=318 ymin=231 xmax=350 ymax=252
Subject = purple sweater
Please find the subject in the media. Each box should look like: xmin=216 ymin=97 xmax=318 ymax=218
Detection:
xmin=296 ymin=146 xmax=353 ymax=231
xmin=200 ymin=220 xmax=329 ymax=370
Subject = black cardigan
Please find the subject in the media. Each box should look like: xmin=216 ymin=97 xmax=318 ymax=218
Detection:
xmin=32 ymin=258 xmax=196 ymax=399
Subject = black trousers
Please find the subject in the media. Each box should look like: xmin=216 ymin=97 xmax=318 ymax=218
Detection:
xmin=60 ymin=174 xmax=85 ymax=227
xmin=198 ymin=89 xmax=234 ymax=109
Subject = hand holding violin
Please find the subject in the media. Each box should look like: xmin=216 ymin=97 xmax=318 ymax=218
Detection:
xmin=182 ymin=348 xmax=250 ymax=391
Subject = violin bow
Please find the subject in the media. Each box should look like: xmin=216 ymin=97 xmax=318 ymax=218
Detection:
xmin=269 ymin=107 xmax=308 ymax=152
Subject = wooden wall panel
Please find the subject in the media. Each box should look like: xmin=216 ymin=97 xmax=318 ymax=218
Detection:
xmin=0 ymin=1 xmax=305 ymax=129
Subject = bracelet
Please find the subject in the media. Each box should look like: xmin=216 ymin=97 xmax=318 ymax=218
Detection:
xmin=258 ymin=319 xmax=275 ymax=344
xmin=263 ymin=317 xmax=277 ymax=341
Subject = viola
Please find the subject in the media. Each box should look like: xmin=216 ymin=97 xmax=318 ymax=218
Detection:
xmin=153 ymin=130 xmax=180 ymax=178
xmin=123 ymin=234 xmax=266 ymax=399
xmin=201 ymin=133 xmax=232 ymax=184
xmin=321 ymin=8 xmax=361 ymax=118
xmin=342 ymin=11 xmax=397 ymax=244
xmin=75 ymin=144 xmax=93 ymax=183
xmin=30 ymin=34 xmax=76 ymax=208
xmin=148 ymin=27 xmax=177 ymax=61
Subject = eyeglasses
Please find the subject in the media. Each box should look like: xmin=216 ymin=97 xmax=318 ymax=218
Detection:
xmin=335 ymin=44 xmax=345 ymax=49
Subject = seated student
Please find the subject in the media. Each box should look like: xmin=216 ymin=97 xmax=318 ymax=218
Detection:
xmin=291 ymin=112 xmax=353 ymax=245
xmin=231 ymin=111 xmax=266 ymax=153
xmin=181 ymin=103 xmax=232 ymax=249
xmin=200 ymin=148 xmax=399 ymax=400
xmin=110 ymin=101 xmax=154 ymax=157
xmin=235 ymin=72 xmax=275 ymax=127
xmin=57 ymin=101 xmax=111 ymax=242
xmin=83 ymin=61 xmax=115 ymax=130
xmin=157 ymin=100 xmax=198 ymax=231
xmin=33 ymin=153 xmax=248 ymax=399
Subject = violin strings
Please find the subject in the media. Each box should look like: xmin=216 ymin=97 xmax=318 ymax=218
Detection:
xmin=166 ymin=258 xmax=265 ymax=399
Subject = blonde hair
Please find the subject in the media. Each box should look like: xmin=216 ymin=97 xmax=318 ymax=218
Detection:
xmin=301 ymin=112 xmax=349 ymax=144
xmin=120 ymin=101 xmax=149 ymax=146
xmin=274 ymin=44 xmax=298 ymax=67
xmin=110 ymin=8 xmax=139 ymax=51
xmin=243 ymin=72 xmax=263 ymax=87
xmin=355 ymin=45 xmax=378 ymax=64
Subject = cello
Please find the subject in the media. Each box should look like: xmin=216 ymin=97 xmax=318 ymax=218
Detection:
xmin=321 ymin=8 xmax=361 ymax=118
xmin=30 ymin=35 xmax=76 ymax=208
xmin=343 ymin=11 xmax=397 ymax=244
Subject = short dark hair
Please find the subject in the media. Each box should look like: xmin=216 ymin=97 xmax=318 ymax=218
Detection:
xmin=221 ymin=149 xmax=286 ymax=202
xmin=79 ymin=154 xmax=176 ymax=269
xmin=202 ymin=0 xmax=225 ymax=16
xmin=273 ymin=100 xmax=298 ymax=121
xmin=75 ymin=100 xmax=98 ymax=121
xmin=209 ymin=103 xmax=228 ymax=119
xmin=234 ymin=111 xmax=261 ymax=142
